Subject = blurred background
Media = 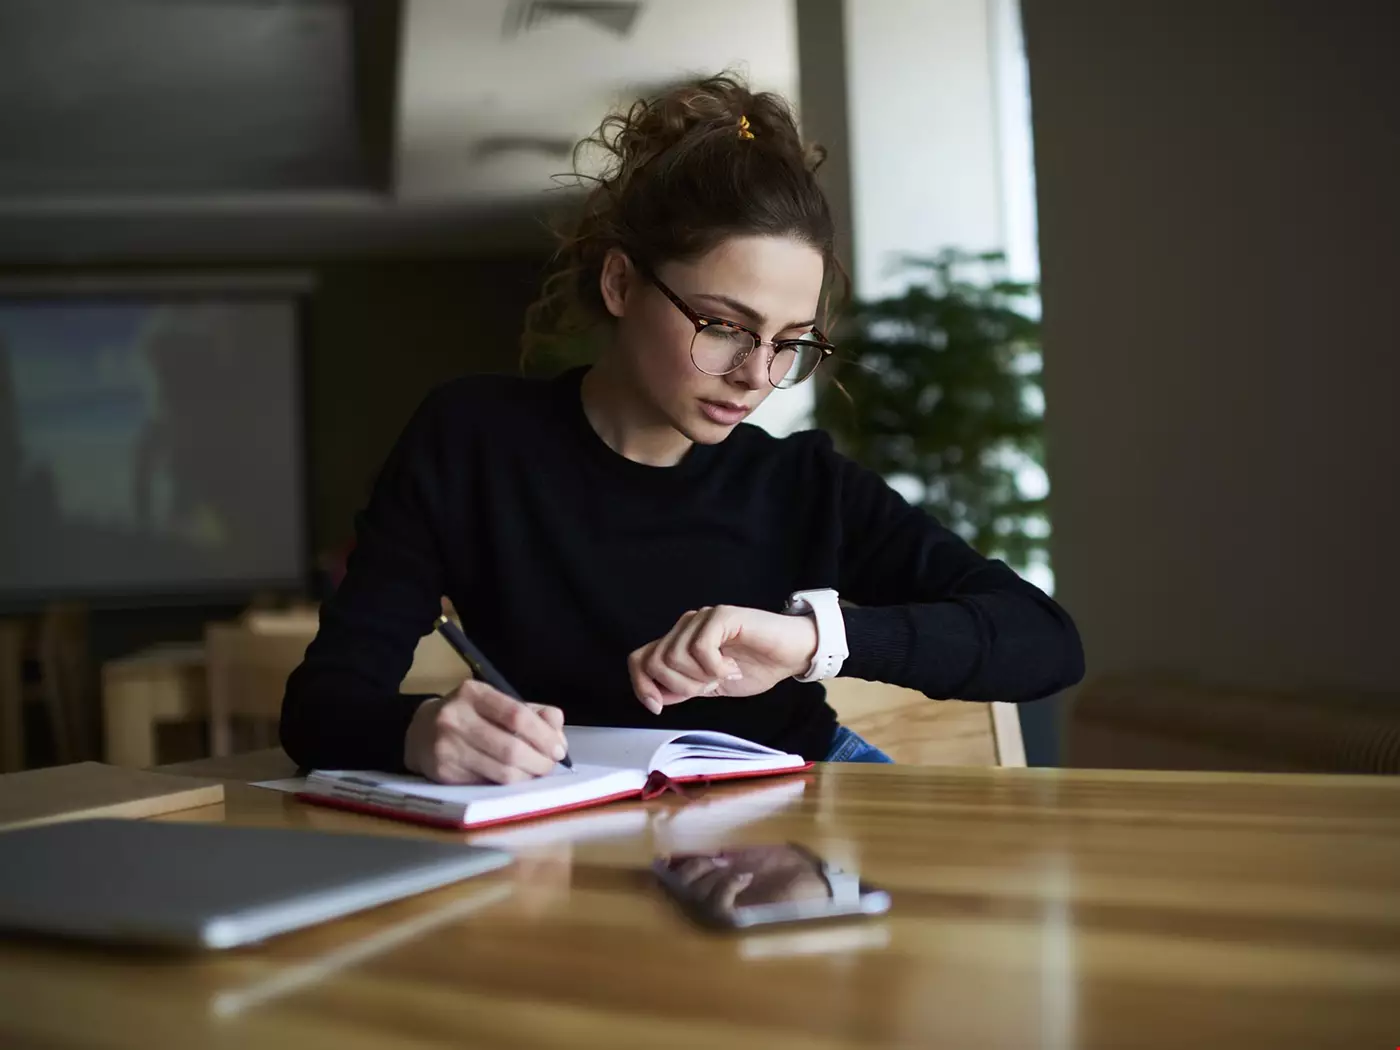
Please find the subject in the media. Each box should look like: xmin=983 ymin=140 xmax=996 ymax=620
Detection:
xmin=0 ymin=0 xmax=1396 ymax=776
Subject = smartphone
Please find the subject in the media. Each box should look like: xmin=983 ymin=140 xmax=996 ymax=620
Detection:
xmin=652 ymin=843 xmax=891 ymax=930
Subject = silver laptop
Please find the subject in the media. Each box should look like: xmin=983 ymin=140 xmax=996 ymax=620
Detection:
xmin=0 ymin=819 xmax=512 ymax=949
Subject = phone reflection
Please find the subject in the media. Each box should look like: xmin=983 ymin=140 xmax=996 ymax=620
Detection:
xmin=655 ymin=845 xmax=851 ymax=918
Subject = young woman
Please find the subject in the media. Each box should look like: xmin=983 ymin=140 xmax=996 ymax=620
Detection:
xmin=280 ymin=75 xmax=1083 ymax=784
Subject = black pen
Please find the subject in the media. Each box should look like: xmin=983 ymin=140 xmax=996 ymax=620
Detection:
xmin=433 ymin=615 xmax=574 ymax=770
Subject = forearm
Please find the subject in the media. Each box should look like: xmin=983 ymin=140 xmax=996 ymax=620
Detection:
xmin=832 ymin=447 xmax=1085 ymax=702
xmin=278 ymin=384 xmax=461 ymax=770
xmin=840 ymin=590 xmax=1084 ymax=702
xmin=280 ymin=659 xmax=430 ymax=772
xmin=279 ymin=571 xmax=445 ymax=771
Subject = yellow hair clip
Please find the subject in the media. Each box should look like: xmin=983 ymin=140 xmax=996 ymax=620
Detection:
xmin=738 ymin=115 xmax=754 ymax=140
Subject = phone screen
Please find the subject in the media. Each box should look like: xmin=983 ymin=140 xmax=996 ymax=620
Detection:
xmin=653 ymin=844 xmax=890 ymax=929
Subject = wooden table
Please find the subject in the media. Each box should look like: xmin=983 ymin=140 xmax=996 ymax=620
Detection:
xmin=1 ymin=751 xmax=1398 ymax=1049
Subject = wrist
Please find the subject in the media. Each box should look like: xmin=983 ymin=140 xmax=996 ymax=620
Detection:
xmin=404 ymin=696 xmax=444 ymax=774
xmin=791 ymin=613 xmax=820 ymax=678
xmin=783 ymin=588 xmax=849 ymax=681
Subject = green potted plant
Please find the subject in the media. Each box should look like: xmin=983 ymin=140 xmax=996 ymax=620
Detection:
xmin=815 ymin=249 xmax=1049 ymax=576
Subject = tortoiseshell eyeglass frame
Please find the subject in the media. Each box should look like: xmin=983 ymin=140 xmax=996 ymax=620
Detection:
xmin=645 ymin=270 xmax=836 ymax=389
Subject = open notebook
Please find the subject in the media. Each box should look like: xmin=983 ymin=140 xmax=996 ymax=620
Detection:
xmin=298 ymin=726 xmax=811 ymax=830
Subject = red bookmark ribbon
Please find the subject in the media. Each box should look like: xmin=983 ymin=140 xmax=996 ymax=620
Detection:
xmin=640 ymin=770 xmax=709 ymax=801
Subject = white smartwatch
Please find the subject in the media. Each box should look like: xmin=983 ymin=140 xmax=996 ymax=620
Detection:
xmin=783 ymin=588 xmax=849 ymax=682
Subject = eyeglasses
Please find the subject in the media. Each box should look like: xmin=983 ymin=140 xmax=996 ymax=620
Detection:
xmin=647 ymin=272 xmax=836 ymax=389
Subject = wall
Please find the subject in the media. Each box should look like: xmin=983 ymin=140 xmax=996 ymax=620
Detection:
xmin=1023 ymin=1 xmax=1400 ymax=713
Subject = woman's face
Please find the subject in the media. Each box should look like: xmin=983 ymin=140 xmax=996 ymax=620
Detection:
xmin=600 ymin=233 xmax=825 ymax=443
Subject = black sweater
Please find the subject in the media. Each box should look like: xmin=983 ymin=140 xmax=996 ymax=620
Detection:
xmin=281 ymin=367 xmax=1083 ymax=769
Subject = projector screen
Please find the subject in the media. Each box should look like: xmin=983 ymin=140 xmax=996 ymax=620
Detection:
xmin=0 ymin=295 xmax=306 ymax=604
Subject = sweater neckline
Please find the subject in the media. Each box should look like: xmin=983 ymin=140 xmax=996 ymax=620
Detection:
xmin=557 ymin=366 xmax=720 ymax=483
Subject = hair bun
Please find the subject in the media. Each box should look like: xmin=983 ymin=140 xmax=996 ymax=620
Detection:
xmin=522 ymin=72 xmax=842 ymax=365
xmin=602 ymin=74 xmax=809 ymax=175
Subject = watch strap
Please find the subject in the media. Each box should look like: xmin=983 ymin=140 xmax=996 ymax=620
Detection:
xmin=785 ymin=588 xmax=849 ymax=682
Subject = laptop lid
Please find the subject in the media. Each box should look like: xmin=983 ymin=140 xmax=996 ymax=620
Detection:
xmin=0 ymin=819 xmax=512 ymax=949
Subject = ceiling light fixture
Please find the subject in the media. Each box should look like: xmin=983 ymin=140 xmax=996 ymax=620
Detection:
xmin=503 ymin=1 xmax=643 ymax=39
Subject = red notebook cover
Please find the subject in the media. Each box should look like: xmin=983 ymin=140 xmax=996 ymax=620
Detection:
xmin=296 ymin=763 xmax=814 ymax=832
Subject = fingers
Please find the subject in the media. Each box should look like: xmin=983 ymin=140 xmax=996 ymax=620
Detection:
xmin=646 ymin=639 xmax=712 ymax=701
xmin=627 ymin=646 xmax=665 ymax=714
xmin=646 ymin=611 xmax=712 ymax=701
xmin=660 ymin=613 xmax=728 ymax=686
xmin=629 ymin=608 xmax=743 ymax=713
xmin=472 ymin=687 xmax=569 ymax=764
xmin=673 ymin=855 xmax=725 ymax=885
xmin=662 ymin=855 xmax=753 ymax=916
xmin=405 ymin=684 xmax=568 ymax=785
xmin=529 ymin=703 xmax=566 ymax=734
xmin=428 ymin=737 xmax=518 ymax=786
xmin=688 ymin=609 xmax=743 ymax=682
xmin=629 ymin=640 xmax=704 ymax=713
xmin=695 ymin=869 xmax=754 ymax=913
xmin=677 ymin=862 xmax=753 ymax=914
xmin=406 ymin=697 xmax=504 ymax=785
xmin=463 ymin=715 xmax=559 ymax=778
xmin=714 ymin=871 xmax=754 ymax=912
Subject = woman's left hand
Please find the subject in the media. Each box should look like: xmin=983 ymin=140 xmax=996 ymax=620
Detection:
xmin=628 ymin=605 xmax=818 ymax=714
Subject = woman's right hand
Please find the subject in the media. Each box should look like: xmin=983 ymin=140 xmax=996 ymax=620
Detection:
xmin=404 ymin=680 xmax=568 ymax=784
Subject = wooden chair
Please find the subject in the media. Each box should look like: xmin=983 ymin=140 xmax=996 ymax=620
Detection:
xmin=35 ymin=604 xmax=96 ymax=764
xmin=824 ymin=678 xmax=1026 ymax=766
xmin=0 ymin=621 xmax=23 ymax=772
xmin=200 ymin=608 xmax=1024 ymax=767
xmin=99 ymin=595 xmax=1022 ymax=768
xmin=0 ymin=606 xmax=96 ymax=770
xmin=206 ymin=612 xmax=468 ymax=757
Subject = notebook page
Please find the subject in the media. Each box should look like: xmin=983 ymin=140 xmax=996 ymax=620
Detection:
xmin=654 ymin=752 xmax=806 ymax=778
xmin=311 ymin=765 xmax=590 ymax=801
xmin=662 ymin=730 xmax=787 ymax=755
xmin=308 ymin=765 xmax=641 ymax=824
xmin=563 ymin=726 xmax=688 ymax=770
xmin=565 ymin=726 xmax=789 ymax=772
xmin=466 ymin=767 xmax=642 ymax=824
xmin=650 ymin=730 xmax=803 ymax=778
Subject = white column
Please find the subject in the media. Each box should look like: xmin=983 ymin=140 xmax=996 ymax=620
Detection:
xmin=748 ymin=0 xmax=854 ymax=439
xmin=844 ymin=0 xmax=1006 ymax=299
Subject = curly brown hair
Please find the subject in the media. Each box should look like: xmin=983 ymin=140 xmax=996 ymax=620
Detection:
xmin=522 ymin=73 xmax=844 ymax=363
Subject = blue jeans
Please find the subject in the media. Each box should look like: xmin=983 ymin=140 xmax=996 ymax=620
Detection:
xmin=824 ymin=725 xmax=895 ymax=763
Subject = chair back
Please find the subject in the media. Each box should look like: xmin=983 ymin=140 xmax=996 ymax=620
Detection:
xmin=205 ymin=608 xmax=469 ymax=756
xmin=823 ymin=678 xmax=1026 ymax=766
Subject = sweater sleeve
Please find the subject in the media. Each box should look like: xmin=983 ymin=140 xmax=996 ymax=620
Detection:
xmin=830 ymin=444 xmax=1084 ymax=703
xmin=279 ymin=387 xmax=461 ymax=771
